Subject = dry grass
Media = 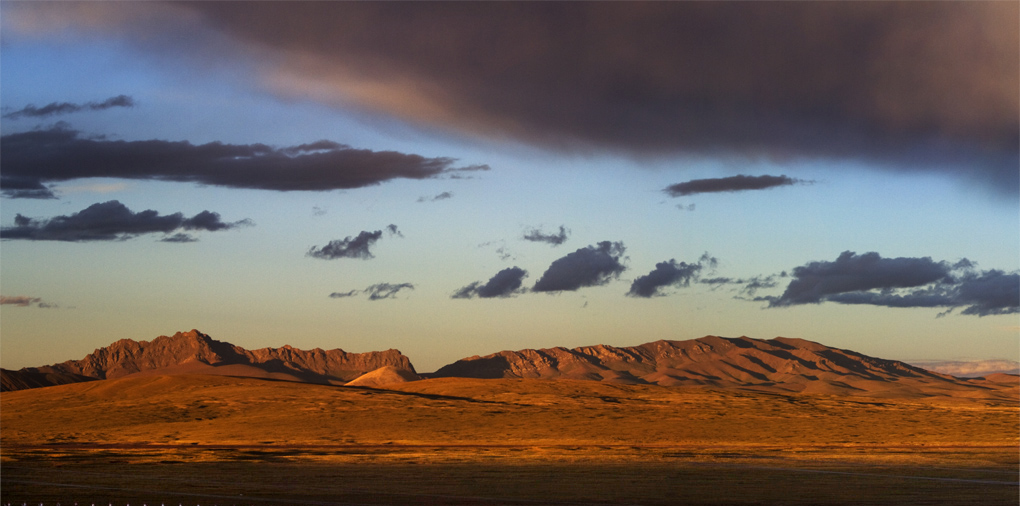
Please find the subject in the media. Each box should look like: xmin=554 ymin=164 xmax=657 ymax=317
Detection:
xmin=2 ymin=374 xmax=1018 ymax=505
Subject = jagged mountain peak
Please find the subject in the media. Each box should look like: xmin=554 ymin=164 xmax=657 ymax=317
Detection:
xmin=2 ymin=330 xmax=416 ymax=391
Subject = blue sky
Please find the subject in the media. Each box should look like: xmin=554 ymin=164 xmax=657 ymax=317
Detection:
xmin=1 ymin=2 xmax=1017 ymax=373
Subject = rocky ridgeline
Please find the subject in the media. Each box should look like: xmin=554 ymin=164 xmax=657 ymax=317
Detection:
xmin=431 ymin=335 xmax=976 ymax=395
xmin=1 ymin=330 xmax=415 ymax=391
xmin=4 ymin=332 xmax=1014 ymax=396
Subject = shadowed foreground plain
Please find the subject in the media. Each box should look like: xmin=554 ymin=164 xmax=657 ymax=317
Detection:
xmin=2 ymin=374 xmax=1018 ymax=505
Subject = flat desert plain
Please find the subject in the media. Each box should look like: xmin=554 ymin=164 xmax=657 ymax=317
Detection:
xmin=2 ymin=374 xmax=1018 ymax=505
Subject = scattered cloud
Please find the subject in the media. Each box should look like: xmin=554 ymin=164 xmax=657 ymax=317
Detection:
xmin=664 ymin=175 xmax=806 ymax=197
xmin=478 ymin=240 xmax=515 ymax=261
xmin=0 ymin=296 xmax=57 ymax=308
xmin=2 ymin=296 xmax=39 ymax=306
xmin=0 ymin=126 xmax=491 ymax=195
xmin=533 ymin=241 xmax=626 ymax=293
xmin=330 ymin=283 xmax=415 ymax=301
xmin=160 ymin=233 xmax=198 ymax=243
xmin=328 ymin=290 xmax=359 ymax=299
xmin=0 ymin=200 xmax=252 ymax=242
xmin=523 ymin=225 xmax=569 ymax=246
xmin=309 ymin=225 xmax=401 ymax=259
xmin=768 ymin=252 xmax=951 ymax=307
xmin=740 ymin=274 xmax=786 ymax=297
xmin=699 ymin=273 xmax=788 ymax=297
xmin=2 ymin=95 xmax=134 ymax=119
xmin=417 ymin=191 xmax=453 ymax=203
xmin=764 ymin=251 xmax=1019 ymax=317
xmin=366 ymin=283 xmax=415 ymax=300
xmin=453 ymin=267 xmax=528 ymax=299
xmin=307 ymin=230 xmax=384 ymax=260
xmin=312 ymin=206 xmax=328 ymax=216
xmin=628 ymin=254 xmax=717 ymax=298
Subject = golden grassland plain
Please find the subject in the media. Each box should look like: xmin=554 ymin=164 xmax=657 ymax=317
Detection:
xmin=2 ymin=374 xmax=1018 ymax=505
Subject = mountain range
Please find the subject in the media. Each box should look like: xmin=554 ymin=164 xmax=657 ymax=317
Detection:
xmin=2 ymin=330 xmax=1015 ymax=399
xmin=0 ymin=330 xmax=414 ymax=391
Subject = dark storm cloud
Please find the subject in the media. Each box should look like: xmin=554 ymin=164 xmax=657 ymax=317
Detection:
xmin=664 ymin=175 xmax=804 ymax=197
xmin=523 ymin=226 xmax=569 ymax=246
xmin=628 ymin=253 xmax=717 ymax=298
xmin=176 ymin=2 xmax=1018 ymax=194
xmin=453 ymin=267 xmax=528 ymax=299
xmin=0 ymin=200 xmax=251 ymax=242
xmin=766 ymin=251 xmax=1018 ymax=317
xmin=307 ymin=230 xmax=384 ymax=260
xmin=2 ymin=95 xmax=135 ymax=119
xmin=0 ymin=126 xmax=490 ymax=194
xmin=532 ymin=241 xmax=626 ymax=293
xmin=0 ymin=175 xmax=57 ymax=199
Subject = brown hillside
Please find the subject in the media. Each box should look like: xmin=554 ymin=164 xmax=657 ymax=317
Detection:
xmin=1 ymin=329 xmax=416 ymax=391
xmin=2 ymin=373 xmax=1016 ymax=448
xmin=432 ymin=335 xmax=1012 ymax=399
xmin=0 ymin=368 xmax=95 ymax=392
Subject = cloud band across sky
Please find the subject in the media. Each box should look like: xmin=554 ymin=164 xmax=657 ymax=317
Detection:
xmin=5 ymin=2 xmax=1015 ymax=193
xmin=162 ymin=2 xmax=1020 ymax=194
xmin=0 ymin=126 xmax=489 ymax=197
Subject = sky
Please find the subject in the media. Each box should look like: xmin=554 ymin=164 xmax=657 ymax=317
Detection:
xmin=1 ymin=1 xmax=1017 ymax=374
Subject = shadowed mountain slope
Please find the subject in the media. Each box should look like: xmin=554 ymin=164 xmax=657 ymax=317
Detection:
xmin=1 ymin=330 xmax=416 ymax=391
xmin=431 ymin=336 xmax=1014 ymax=397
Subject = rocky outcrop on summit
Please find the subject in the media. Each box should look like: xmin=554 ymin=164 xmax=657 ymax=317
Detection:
xmin=1 ymin=330 xmax=416 ymax=391
xmin=432 ymin=336 xmax=1000 ymax=397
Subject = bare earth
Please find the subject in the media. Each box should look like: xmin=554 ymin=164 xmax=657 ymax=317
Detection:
xmin=2 ymin=374 xmax=1018 ymax=505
